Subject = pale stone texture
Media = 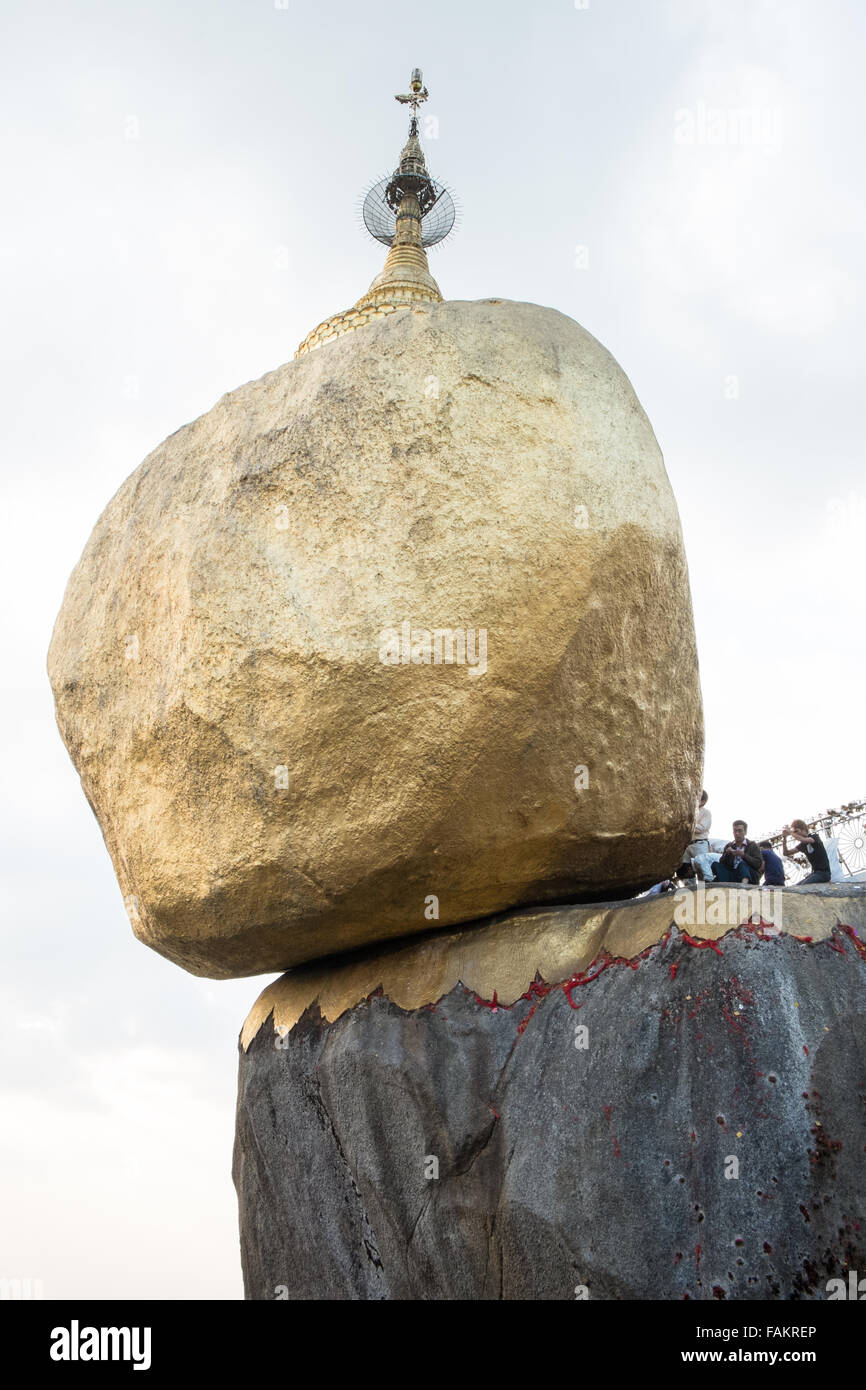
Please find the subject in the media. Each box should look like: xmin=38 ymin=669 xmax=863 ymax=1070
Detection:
xmin=48 ymin=299 xmax=702 ymax=978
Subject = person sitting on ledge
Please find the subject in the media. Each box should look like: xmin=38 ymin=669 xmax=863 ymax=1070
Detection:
xmin=711 ymin=820 xmax=763 ymax=885
xmin=647 ymin=877 xmax=678 ymax=896
xmin=782 ymin=819 xmax=832 ymax=884
xmin=758 ymin=839 xmax=786 ymax=886
xmin=683 ymin=789 xmax=713 ymax=880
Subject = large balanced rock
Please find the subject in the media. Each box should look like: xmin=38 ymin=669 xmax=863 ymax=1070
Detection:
xmin=48 ymin=299 xmax=702 ymax=978
xmin=234 ymin=885 xmax=866 ymax=1299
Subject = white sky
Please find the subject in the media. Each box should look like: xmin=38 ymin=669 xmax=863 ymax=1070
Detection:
xmin=1 ymin=0 xmax=864 ymax=1299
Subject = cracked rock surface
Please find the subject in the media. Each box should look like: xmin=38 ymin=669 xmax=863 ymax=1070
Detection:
xmin=233 ymin=912 xmax=866 ymax=1299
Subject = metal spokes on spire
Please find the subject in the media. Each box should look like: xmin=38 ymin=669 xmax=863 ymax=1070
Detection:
xmin=363 ymin=177 xmax=456 ymax=248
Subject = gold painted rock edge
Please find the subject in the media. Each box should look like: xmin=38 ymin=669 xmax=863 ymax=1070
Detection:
xmin=240 ymin=886 xmax=866 ymax=1049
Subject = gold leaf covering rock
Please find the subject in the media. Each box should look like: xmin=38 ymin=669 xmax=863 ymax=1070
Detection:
xmin=48 ymin=297 xmax=703 ymax=977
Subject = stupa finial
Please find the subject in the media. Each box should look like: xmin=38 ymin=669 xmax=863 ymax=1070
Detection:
xmin=394 ymin=67 xmax=429 ymax=117
xmin=296 ymin=68 xmax=456 ymax=357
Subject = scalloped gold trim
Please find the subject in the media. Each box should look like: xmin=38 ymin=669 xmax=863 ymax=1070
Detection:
xmin=240 ymin=887 xmax=864 ymax=1050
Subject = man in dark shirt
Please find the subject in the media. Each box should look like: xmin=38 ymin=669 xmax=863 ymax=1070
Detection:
xmin=712 ymin=820 xmax=764 ymax=885
xmin=782 ymin=819 xmax=831 ymax=884
xmin=758 ymin=840 xmax=786 ymax=886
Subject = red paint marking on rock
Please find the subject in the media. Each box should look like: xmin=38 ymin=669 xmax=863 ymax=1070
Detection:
xmin=516 ymin=1005 xmax=538 ymax=1037
xmin=839 ymin=924 xmax=866 ymax=962
xmin=682 ymin=932 xmax=723 ymax=956
xmin=603 ymin=1103 xmax=621 ymax=1158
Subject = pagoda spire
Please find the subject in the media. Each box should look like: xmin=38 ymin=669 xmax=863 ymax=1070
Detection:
xmin=356 ymin=113 xmax=443 ymax=309
xmin=296 ymin=68 xmax=452 ymax=357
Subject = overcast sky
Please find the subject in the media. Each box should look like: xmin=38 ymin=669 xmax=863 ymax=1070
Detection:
xmin=2 ymin=0 xmax=864 ymax=1300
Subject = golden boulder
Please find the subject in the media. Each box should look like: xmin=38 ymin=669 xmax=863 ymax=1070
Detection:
xmin=48 ymin=298 xmax=703 ymax=977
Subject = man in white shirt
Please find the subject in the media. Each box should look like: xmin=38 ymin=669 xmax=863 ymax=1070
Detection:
xmin=684 ymin=791 xmax=714 ymax=879
xmin=693 ymin=791 xmax=711 ymax=841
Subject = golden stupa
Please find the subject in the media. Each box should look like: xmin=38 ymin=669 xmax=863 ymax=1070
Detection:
xmin=296 ymin=68 xmax=447 ymax=356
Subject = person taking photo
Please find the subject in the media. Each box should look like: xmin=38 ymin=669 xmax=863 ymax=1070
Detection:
xmin=782 ymin=820 xmax=831 ymax=884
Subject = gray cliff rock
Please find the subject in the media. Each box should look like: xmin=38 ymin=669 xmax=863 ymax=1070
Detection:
xmin=233 ymin=888 xmax=866 ymax=1300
